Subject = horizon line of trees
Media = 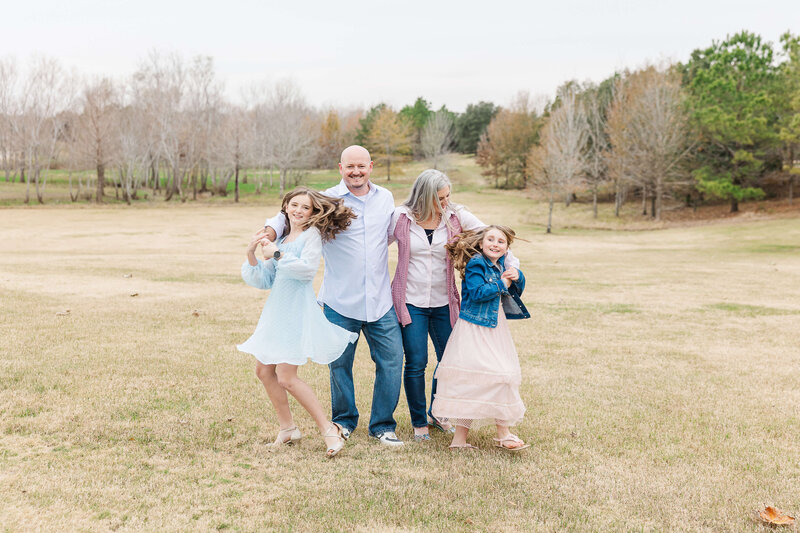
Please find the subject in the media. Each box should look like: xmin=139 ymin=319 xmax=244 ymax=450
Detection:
xmin=477 ymin=30 xmax=800 ymax=229
xmin=0 ymin=51 xmax=499 ymax=204
xmin=0 ymin=30 xmax=798 ymax=220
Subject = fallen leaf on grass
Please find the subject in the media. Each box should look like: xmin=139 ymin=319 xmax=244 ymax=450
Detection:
xmin=123 ymin=274 xmax=132 ymax=278
xmin=55 ymin=309 xmax=71 ymax=316
xmin=192 ymin=310 xmax=200 ymax=317
xmin=130 ymin=292 xmax=138 ymax=297
xmin=758 ymin=506 xmax=795 ymax=526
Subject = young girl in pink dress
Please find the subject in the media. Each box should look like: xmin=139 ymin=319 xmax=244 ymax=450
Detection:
xmin=430 ymin=225 xmax=530 ymax=451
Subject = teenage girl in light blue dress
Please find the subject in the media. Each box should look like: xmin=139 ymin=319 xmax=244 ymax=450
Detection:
xmin=238 ymin=187 xmax=356 ymax=457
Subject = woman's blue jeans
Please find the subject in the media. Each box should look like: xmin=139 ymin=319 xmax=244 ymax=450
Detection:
xmin=400 ymin=304 xmax=453 ymax=429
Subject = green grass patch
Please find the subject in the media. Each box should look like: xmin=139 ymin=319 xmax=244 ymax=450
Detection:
xmin=740 ymin=243 xmax=800 ymax=254
xmin=16 ymin=407 xmax=42 ymax=418
xmin=702 ymin=303 xmax=800 ymax=316
xmin=538 ymin=302 xmax=641 ymax=314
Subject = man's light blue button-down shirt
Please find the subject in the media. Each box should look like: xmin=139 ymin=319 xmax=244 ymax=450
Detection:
xmin=264 ymin=180 xmax=394 ymax=322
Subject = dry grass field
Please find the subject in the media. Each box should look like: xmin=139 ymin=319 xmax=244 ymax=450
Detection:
xmin=2 ymin=189 xmax=800 ymax=532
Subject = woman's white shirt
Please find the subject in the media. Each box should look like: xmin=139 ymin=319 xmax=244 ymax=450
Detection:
xmin=390 ymin=205 xmax=485 ymax=308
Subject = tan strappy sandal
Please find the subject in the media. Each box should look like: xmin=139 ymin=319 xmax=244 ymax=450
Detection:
xmin=273 ymin=426 xmax=302 ymax=446
xmin=323 ymin=422 xmax=345 ymax=458
xmin=493 ymin=434 xmax=530 ymax=451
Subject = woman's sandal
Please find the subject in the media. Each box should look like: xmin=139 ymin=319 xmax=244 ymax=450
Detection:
xmin=428 ymin=416 xmax=456 ymax=434
xmin=323 ymin=422 xmax=345 ymax=458
xmin=493 ymin=434 xmax=530 ymax=451
xmin=448 ymin=443 xmax=479 ymax=450
xmin=273 ymin=426 xmax=302 ymax=446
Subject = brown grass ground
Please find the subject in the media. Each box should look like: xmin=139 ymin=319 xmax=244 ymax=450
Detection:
xmin=2 ymin=189 xmax=800 ymax=532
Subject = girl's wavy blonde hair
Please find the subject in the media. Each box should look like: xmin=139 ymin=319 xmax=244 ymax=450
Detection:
xmin=281 ymin=187 xmax=355 ymax=241
xmin=445 ymin=225 xmax=516 ymax=277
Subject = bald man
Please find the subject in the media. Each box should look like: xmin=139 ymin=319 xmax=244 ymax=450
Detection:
xmin=262 ymin=146 xmax=404 ymax=446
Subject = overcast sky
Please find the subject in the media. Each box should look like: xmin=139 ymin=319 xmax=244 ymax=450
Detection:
xmin=4 ymin=0 xmax=798 ymax=112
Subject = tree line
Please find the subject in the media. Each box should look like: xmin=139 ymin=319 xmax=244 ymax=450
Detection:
xmin=478 ymin=31 xmax=800 ymax=229
xmin=0 ymin=51 xmax=498 ymax=204
xmin=0 ymin=30 xmax=798 ymax=216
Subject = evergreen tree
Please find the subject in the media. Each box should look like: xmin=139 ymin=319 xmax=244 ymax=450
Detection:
xmin=455 ymin=101 xmax=498 ymax=153
xmin=682 ymin=31 xmax=780 ymax=212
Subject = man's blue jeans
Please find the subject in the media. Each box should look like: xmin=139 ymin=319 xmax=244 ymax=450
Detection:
xmin=400 ymin=304 xmax=453 ymax=429
xmin=323 ymin=305 xmax=403 ymax=437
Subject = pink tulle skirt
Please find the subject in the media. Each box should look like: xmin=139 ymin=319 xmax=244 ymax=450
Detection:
xmin=431 ymin=304 xmax=525 ymax=429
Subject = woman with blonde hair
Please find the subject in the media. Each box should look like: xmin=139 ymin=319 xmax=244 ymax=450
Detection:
xmin=390 ymin=169 xmax=519 ymax=441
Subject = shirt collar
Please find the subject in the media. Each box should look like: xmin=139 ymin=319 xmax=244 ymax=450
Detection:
xmin=332 ymin=179 xmax=374 ymax=199
xmin=477 ymin=252 xmax=505 ymax=270
xmin=399 ymin=205 xmax=454 ymax=227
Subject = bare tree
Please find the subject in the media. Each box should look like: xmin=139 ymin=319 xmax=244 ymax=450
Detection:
xmin=15 ymin=57 xmax=75 ymax=204
xmin=59 ymin=118 xmax=83 ymax=202
xmin=476 ymin=92 xmax=541 ymax=188
xmin=314 ymin=107 xmax=362 ymax=168
xmin=630 ymin=67 xmax=693 ymax=220
xmin=420 ymin=110 xmax=454 ymax=169
xmin=252 ymin=80 xmax=318 ymax=197
xmin=210 ymin=103 xmax=252 ymax=201
xmin=317 ymin=108 xmax=342 ymax=168
xmin=117 ymin=92 xmax=156 ymax=204
xmin=0 ymin=58 xmax=18 ymax=183
xmin=605 ymin=67 xmax=692 ymax=220
xmin=476 ymin=130 xmax=502 ymax=187
xmin=74 ymin=77 xmax=121 ymax=203
xmin=184 ymin=56 xmax=223 ymax=201
xmin=132 ymin=52 xmax=183 ymax=200
xmin=604 ymin=79 xmax=634 ymax=217
xmin=528 ymin=89 xmax=588 ymax=233
xmin=582 ymin=86 xmax=611 ymax=218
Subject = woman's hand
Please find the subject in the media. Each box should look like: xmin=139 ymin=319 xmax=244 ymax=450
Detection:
xmin=258 ymin=225 xmax=278 ymax=242
xmin=260 ymin=238 xmax=279 ymax=260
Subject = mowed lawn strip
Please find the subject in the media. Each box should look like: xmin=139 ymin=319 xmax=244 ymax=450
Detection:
xmin=1 ymin=197 xmax=800 ymax=532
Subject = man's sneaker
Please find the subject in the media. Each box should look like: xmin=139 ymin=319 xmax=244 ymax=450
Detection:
xmin=333 ymin=422 xmax=351 ymax=440
xmin=373 ymin=431 xmax=404 ymax=447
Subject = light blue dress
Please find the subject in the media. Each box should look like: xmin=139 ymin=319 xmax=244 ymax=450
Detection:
xmin=237 ymin=227 xmax=357 ymax=365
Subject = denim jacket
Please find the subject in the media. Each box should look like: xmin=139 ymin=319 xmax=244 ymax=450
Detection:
xmin=458 ymin=253 xmax=530 ymax=328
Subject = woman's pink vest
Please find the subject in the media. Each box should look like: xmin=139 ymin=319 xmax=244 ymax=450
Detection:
xmin=391 ymin=211 xmax=462 ymax=327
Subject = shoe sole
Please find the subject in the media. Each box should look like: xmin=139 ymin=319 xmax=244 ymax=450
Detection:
xmin=370 ymin=436 xmax=404 ymax=447
xmin=494 ymin=443 xmax=530 ymax=452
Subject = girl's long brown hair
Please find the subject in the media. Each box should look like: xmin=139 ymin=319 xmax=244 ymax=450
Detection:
xmin=445 ymin=225 xmax=516 ymax=277
xmin=281 ymin=187 xmax=355 ymax=241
